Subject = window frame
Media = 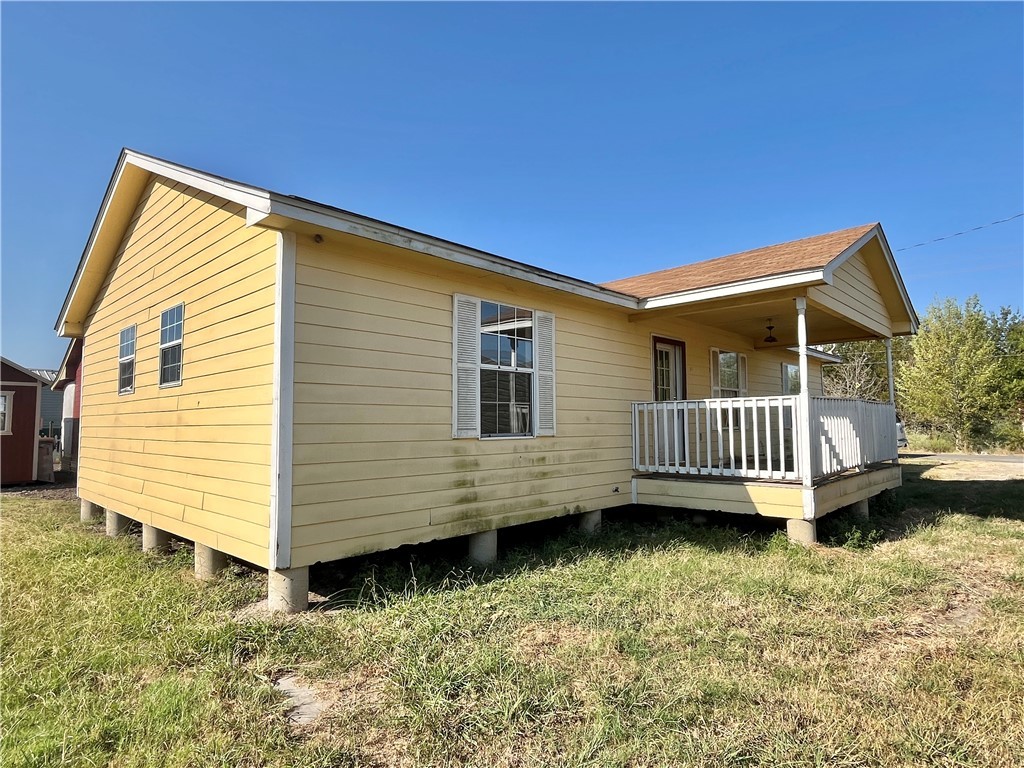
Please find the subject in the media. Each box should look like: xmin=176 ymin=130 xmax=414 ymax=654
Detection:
xmin=158 ymin=303 xmax=185 ymax=388
xmin=0 ymin=391 xmax=13 ymax=436
xmin=710 ymin=347 xmax=747 ymax=399
xmin=118 ymin=325 xmax=136 ymax=395
xmin=781 ymin=362 xmax=801 ymax=395
xmin=478 ymin=300 xmax=536 ymax=439
xmin=452 ymin=294 xmax=556 ymax=440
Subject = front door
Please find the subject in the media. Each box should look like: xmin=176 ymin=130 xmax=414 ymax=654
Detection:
xmin=652 ymin=337 xmax=687 ymax=465
xmin=653 ymin=337 xmax=686 ymax=401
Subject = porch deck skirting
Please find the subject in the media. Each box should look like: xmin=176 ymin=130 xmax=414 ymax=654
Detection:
xmin=631 ymin=395 xmax=901 ymax=521
xmin=633 ymin=463 xmax=902 ymax=521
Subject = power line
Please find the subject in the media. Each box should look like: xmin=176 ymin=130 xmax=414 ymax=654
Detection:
xmin=895 ymin=213 xmax=1024 ymax=252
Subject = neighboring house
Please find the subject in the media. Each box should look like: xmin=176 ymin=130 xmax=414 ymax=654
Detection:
xmin=52 ymin=338 xmax=83 ymax=472
xmin=56 ymin=150 xmax=918 ymax=612
xmin=31 ymin=369 xmax=63 ymax=438
xmin=1 ymin=357 xmax=46 ymax=485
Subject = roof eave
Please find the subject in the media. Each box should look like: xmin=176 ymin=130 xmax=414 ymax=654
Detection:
xmin=638 ymin=269 xmax=826 ymax=309
xmin=55 ymin=150 xmax=276 ymax=338
xmin=258 ymin=193 xmax=640 ymax=310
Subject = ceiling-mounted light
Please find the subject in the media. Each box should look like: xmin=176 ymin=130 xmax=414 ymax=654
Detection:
xmin=764 ymin=319 xmax=777 ymax=344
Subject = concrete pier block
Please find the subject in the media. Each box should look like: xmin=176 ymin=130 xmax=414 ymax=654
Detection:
xmin=851 ymin=499 xmax=870 ymax=522
xmin=467 ymin=529 xmax=497 ymax=565
xmin=105 ymin=510 xmax=130 ymax=537
xmin=786 ymin=518 xmax=817 ymax=545
xmin=194 ymin=543 xmax=227 ymax=581
xmin=578 ymin=509 xmax=602 ymax=535
xmin=80 ymin=499 xmax=99 ymax=524
xmin=142 ymin=524 xmax=171 ymax=553
xmin=268 ymin=567 xmax=310 ymax=613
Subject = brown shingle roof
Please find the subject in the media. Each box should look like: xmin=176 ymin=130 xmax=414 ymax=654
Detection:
xmin=601 ymin=223 xmax=878 ymax=299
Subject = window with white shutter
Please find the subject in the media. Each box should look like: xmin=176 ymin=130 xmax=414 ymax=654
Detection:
xmin=452 ymin=294 xmax=555 ymax=438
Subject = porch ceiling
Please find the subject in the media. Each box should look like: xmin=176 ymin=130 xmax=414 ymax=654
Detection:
xmin=646 ymin=293 xmax=889 ymax=348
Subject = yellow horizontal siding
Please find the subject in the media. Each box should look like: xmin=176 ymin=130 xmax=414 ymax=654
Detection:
xmin=78 ymin=176 xmax=277 ymax=566
xmin=288 ymin=234 xmax=831 ymax=567
xmin=810 ymin=252 xmax=891 ymax=337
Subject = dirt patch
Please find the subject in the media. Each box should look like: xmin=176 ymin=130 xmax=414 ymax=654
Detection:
xmin=921 ymin=460 xmax=1024 ymax=482
xmin=517 ymin=620 xmax=600 ymax=660
xmin=852 ymin=557 xmax=1018 ymax=675
xmin=1 ymin=471 xmax=78 ymax=500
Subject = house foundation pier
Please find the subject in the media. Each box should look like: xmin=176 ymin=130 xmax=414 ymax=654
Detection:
xmin=105 ymin=509 xmax=130 ymax=537
xmin=786 ymin=518 xmax=817 ymax=545
xmin=578 ymin=509 xmax=602 ymax=534
xmin=467 ymin=529 xmax=497 ymax=565
xmin=80 ymin=499 xmax=100 ymax=523
xmin=268 ymin=567 xmax=309 ymax=613
xmin=142 ymin=524 xmax=171 ymax=553
xmin=194 ymin=543 xmax=227 ymax=580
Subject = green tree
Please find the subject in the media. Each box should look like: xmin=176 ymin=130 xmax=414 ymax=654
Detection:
xmin=898 ymin=296 xmax=1000 ymax=451
xmin=989 ymin=306 xmax=1024 ymax=444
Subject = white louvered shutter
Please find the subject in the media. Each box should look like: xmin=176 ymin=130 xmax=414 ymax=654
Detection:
xmin=739 ymin=353 xmax=748 ymax=396
xmin=535 ymin=310 xmax=556 ymax=436
xmin=710 ymin=348 xmax=721 ymax=397
xmin=452 ymin=294 xmax=480 ymax=438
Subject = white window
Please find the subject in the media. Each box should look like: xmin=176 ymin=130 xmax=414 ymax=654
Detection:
xmin=118 ymin=326 xmax=136 ymax=394
xmin=710 ymin=348 xmax=747 ymax=398
xmin=0 ymin=391 xmax=13 ymax=435
xmin=159 ymin=304 xmax=184 ymax=387
xmin=782 ymin=363 xmax=801 ymax=395
xmin=452 ymin=294 xmax=555 ymax=439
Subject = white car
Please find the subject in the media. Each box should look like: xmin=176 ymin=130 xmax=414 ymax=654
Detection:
xmin=896 ymin=421 xmax=908 ymax=448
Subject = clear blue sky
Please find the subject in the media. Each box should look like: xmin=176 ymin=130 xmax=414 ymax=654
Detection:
xmin=2 ymin=2 xmax=1022 ymax=369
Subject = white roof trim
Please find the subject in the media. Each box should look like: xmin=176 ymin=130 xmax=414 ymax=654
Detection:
xmin=123 ymin=150 xmax=272 ymax=213
xmin=786 ymin=346 xmax=844 ymax=364
xmin=263 ymin=195 xmax=639 ymax=310
xmin=640 ymin=269 xmax=825 ymax=310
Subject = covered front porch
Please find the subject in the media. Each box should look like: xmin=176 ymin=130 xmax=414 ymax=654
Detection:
xmin=606 ymin=223 xmax=919 ymax=542
xmin=630 ymin=394 xmax=902 ymax=541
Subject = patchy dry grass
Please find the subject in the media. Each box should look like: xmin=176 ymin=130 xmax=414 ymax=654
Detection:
xmin=2 ymin=457 xmax=1023 ymax=767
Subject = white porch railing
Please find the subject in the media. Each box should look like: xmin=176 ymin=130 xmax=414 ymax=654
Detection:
xmin=810 ymin=397 xmax=898 ymax=479
xmin=632 ymin=396 xmax=897 ymax=483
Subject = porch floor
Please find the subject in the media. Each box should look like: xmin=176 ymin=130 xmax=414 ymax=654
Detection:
xmin=632 ymin=462 xmax=901 ymax=520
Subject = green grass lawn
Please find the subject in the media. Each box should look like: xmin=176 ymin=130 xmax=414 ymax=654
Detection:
xmin=3 ymin=458 xmax=1023 ymax=767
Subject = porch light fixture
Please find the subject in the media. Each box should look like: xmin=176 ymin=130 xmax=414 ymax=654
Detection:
xmin=763 ymin=320 xmax=777 ymax=344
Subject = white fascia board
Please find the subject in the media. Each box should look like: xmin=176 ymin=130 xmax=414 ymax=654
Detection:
xmin=821 ymin=226 xmax=880 ymax=282
xmin=823 ymin=224 xmax=919 ymax=334
xmin=55 ymin=154 xmax=130 ymax=335
xmin=786 ymin=346 xmax=844 ymax=364
xmin=123 ymin=150 xmax=272 ymax=213
xmin=265 ymin=195 xmax=640 ymax=310
xmin=872 ymin=226 xmax=920 ymax=333
xmin=56 ymin=151 xmax=273 ymax=336
xmin=640 ymin=270 xmax=825 ymax=310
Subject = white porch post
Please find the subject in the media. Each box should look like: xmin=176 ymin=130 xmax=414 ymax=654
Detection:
xmin=884 ymin=337 xmax=895 ymax=406
xmin=795 ymin=298 xmax=813 ymax=490
xmin=795 ymin=297 xmax=817 ymax=534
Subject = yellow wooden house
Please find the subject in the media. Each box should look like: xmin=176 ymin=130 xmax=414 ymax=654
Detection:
xmin=56 ymin=150 xmax=918 ymax=611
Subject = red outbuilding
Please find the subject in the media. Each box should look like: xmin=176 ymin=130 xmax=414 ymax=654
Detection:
xmin=1 ymin=357 xmax=46 ymax=485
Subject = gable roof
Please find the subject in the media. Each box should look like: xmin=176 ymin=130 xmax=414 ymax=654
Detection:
xmin=602 ymin=224 xmax=877 ymax=299
xmin=55 ymin=149 xmax=917 ymax=339
xmin=1 ymin=356 xmax=49 ymax=384
xmin=55 ymin=150 xmax=637 ymax=335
